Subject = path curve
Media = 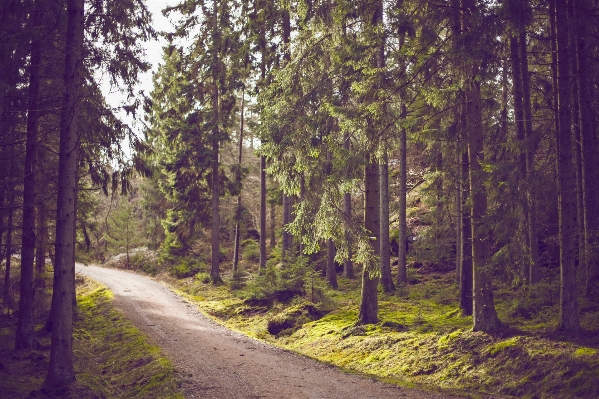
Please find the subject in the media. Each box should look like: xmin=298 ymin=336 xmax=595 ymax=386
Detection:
xmin=76 ymin=264 xmax=461 ymax=399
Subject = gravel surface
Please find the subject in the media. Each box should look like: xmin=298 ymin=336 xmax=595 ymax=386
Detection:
xmin=76 ymin=264 xmax=464 ymax=399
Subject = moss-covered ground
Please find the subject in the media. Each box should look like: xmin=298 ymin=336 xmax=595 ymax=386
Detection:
xmin=0 ymin=270 xmax=183 ymax=399
xmin=167 ymin=268 xmax=599 ymax=399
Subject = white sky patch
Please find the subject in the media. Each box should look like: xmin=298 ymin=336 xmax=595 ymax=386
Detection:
xmin=99 ymin=0 xmax=179 ymax=160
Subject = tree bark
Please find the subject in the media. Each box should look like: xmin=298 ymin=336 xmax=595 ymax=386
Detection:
xmin=16 ymin=2 xmax=43 ymax=349
xmin=210 ymin=0 xmax=221 ymax=283
xmin=462 ymin=0 xmax=501 ymax=332
xmin=510 ymin=34 xmax=531 ymax=284
xmin=397 ymin=108 xmax=408 ymax=285
xmin=282 ymin=193 xmax=292 ymax=260
xmin=380 ymin=152 xmax=394 ymax=292
xmin=326 ymin=239 xmax=338 ymax=289
xmin=233 ymin=88 xmax=245 ymax=272
xmin=343 ymin=191 xmax=354 ymax=278
xmin=2 ymin=190 xmax=13 ymax=308
xmin=555 ymin=0 xmax=579 ymax=332
xmin=357 ymin=0 xmax=384 ymax=325
xmin=44 ymin=0 xmax=84 ymax=389
xmin=520 ymin=30 xmax=540 ymax=284
xmin=460 ymin=150 xmax=473 ymax=316
xmin=358 ymin=156 xmax=380 ymax=324
xmin=259 ymin=155 xmax=267 ymax=273
xmin=574 ymin=0 xmax=599 ymax=302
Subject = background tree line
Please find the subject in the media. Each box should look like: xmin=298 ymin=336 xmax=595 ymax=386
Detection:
xmin=134 ymin=0 xmax=599 ymax=335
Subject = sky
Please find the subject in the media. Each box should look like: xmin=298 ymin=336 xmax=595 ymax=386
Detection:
xmin=100 ymin=0 xmax=178 ymax=144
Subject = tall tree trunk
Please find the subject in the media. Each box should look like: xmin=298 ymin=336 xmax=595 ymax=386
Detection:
xmin=510 ymin=35 xmax=531 ymax=283
xmin=282 ymin=193 xmax=292 ymax=260
xmin=396 ymin=123 xmax=407 ymax=286
xmin=358 ymin=155 xmax=380 ymax=324
xmin=343 ymin=191 xmax=354 ymax=278
xmin=380 ymin=152 xmax=394 ymax=292
xmin=3 ymin=190 xmax=13 ymax=307
xmin=259 ymin=156 xmax=267 ymax=273
xmin=233 ymin=88 xmax=245 ymax=272
xmin=555 ymin=0 xmax=579 ymax=332
xmin=16 ymin=3 xmax=43 ymax=349
xmin=357 ymin=0 xmax=384 ymax=325
xmin=210 ymin=1 xmax=221 ymax=284
xmin=570 ymin=19 xmax=585 ymax=281
xmin=462 ymin=0 xmax=501 ymax=332
xmin=460 ymin=150 xmax=473 ymax=316
xmin=44 ymin=0 xmax=84 ymax=389
xmin=575 ymin=0 xmax=599 ymax=302
xmin=520 ymin=30 xmax=540 ymax=284
xmin=269 ymin=201 xmax=275 ymax=249
xmin=35 ymin=165 xmax=48 ymax=280
xmin=326 ymin=239 xmax=338 ymax=289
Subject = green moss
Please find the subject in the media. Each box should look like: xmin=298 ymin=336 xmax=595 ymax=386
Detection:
xmin=575 ymin=347 xmax=598 ymax=357
xmin=487 ymin=337 xmax=520 ymax=356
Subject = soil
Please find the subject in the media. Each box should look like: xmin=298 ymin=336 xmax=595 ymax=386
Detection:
xmin=76 ymin=264 xmax=464 ymax=399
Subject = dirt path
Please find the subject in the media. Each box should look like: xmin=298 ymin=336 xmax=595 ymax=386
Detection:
xmin=76 ymin=264 xmax=463 ymax=399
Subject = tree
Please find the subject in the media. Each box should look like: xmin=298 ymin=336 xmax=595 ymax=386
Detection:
xmin=554 ymin=0 xmax=579 ymax=332
xmin=461 ymin=0 xmax=501 ymax=332
xmin=44 ymin=0 xmax=85 ymax=388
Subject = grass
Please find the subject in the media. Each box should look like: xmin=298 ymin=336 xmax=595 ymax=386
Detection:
xmin=165 ymin=265 xmax=599 ymax=399
xmin=0 ymin=269 xmax=183 ymax=399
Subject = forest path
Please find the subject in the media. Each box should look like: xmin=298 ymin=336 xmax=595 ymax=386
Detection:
xmin=76 ymin=264 xmax=460 ymax=399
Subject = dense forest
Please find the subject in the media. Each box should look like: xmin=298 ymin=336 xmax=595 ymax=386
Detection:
xmin=1 ymin=0 xmax=599 ymax=395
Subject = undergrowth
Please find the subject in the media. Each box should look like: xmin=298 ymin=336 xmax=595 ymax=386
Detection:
xmin=169 ymin=261 xmax=599 ymax=399
xmin=0 ymin=269 xmax=183 ymax=399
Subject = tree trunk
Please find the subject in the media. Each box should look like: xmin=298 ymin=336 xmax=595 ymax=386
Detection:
xmin=397 ymin=106 xmax=408 ymax=286
xmin=358 ymin=156 xmax=380 ymax=324
xmin=460 ymin=149 xmax=473 ymax=316
xmin=357 ymin=0 xmax=384 ymax=325
xmin=282 ymin=193 xmax=292 ymax=260
xmin=16 ymin=3 xmax=43 ymax=349
xmin=36 ymin=166 xmax=48 ymax=280
xmin=3 ymin=193 xmax=13 ymax=308
xmin=210 ymin=0 xmax=221 ymax=283
xmin=463 ymin=0 xmax=501 ymax=332
xmin=570 ymin=19 xmax=585 ymax=282
xmin=343 ymin=132 xmax=354 ymax=279
xmin=269 ymin=201 xmax=275 ymax=249
xmin=574 ymin=0 xmax=599 ymax=302
xmin=380 ymin=152 xmax=394 ymax=293
xmin=233 ymin=88 xmax=245 ymax=272
xmin=510 ymin=34 xmax=531 ymax=283
xmin=326 ymin=239 xmax=338 ymax=289
xmin=259 ymin=155 xmax=267 ymax=273
xmin=520 ymin=30 xmax=540 ymax=284
xmin=44 ymin=0 xmax=84 ymax=389
xmin=555 ymin=0 xmax=579 ymax=332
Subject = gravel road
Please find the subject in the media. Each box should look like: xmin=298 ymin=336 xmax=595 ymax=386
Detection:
xmin=76 ymin=264 xmax=463 ymax=399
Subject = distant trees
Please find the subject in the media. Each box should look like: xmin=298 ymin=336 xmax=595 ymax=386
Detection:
xmin=139 ymin=0 xmax=599 ymax=333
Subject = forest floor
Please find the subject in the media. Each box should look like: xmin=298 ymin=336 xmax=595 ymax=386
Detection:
xmin=75 ymin=264 xmax=467 ymax=399
xmin=0 ymin=268 xmax=183 ymax=399
xmin=153 ymin=261 xmax=599 ymax=399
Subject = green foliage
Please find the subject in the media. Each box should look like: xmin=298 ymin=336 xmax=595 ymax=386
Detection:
xmin=242 ymin=239 xmax=260 ymax=263
xmin=129 ymin=251 xmax=160 ymax=276
xmin=169 ymin=257 xmax=206 ymax=279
